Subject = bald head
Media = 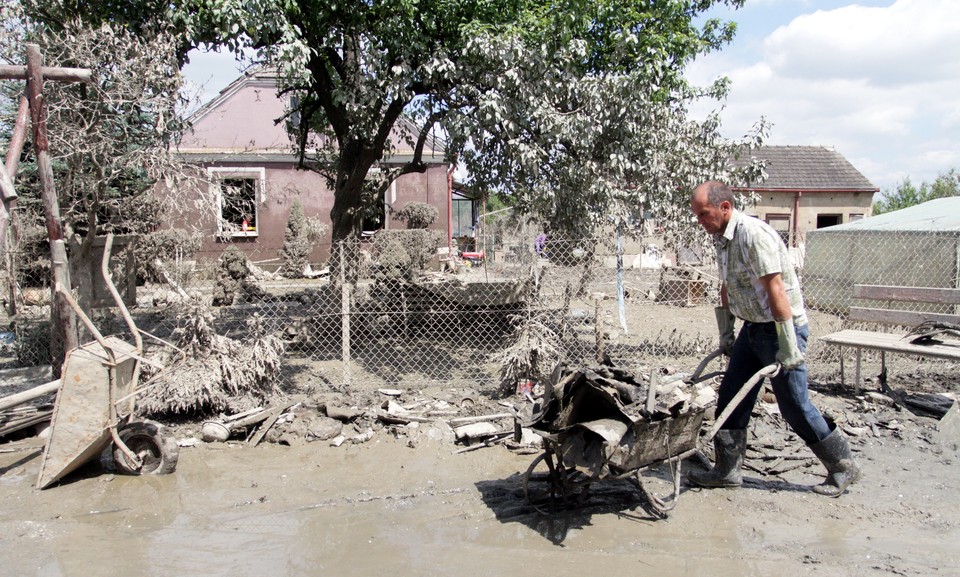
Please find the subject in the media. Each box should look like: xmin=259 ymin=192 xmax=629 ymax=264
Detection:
xmin=691 ymin=180 xmax=735 ymax=208
xmin=690 ymin=180 xmax=735 ymax=235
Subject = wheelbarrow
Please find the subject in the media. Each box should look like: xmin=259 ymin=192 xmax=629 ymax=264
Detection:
xmin=521 ymin=351 xmax=779 ymax=517
xmin=35 ymin=234 xmax=179 ymax=489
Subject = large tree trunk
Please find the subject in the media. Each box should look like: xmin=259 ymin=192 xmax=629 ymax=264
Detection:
xmin=328 ymin=145 xmax=376 ymax=285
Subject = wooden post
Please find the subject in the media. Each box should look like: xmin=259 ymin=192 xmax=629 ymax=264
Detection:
xmin=25 ymin=43 xmax=79 ymax=372
xmin=341 ymin=282 xmax=352 ymax=386
xmin=1 ymin=96 xmax=29 ymax=315
xmin=594 ymin=297 xmax=605 ymax=364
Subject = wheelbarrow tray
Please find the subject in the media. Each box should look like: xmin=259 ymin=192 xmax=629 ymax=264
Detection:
xmin=543 ymin=408 xmax=704 ymax=479
xmin=607 ymin=409 xmax=703 ymax=473
xmin=36 ymin=336 xmax=138 ymax=489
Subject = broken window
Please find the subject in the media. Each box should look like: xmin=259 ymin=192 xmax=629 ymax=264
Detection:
xmin=209 ymin=168 xmax=264 ymax=238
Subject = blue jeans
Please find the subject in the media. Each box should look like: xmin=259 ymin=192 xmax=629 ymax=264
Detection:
xmin=717 ymin=321 xmax=831 ymax=445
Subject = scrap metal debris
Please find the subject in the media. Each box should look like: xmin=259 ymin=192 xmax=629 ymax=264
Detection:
xmin=903 ymin=320 xmax=960 ymax=345
xmin=523 ymin=364 xmax=713 ymax=480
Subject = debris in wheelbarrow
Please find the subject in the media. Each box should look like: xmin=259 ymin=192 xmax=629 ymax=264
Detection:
xmin=520 ymin=363 xmax=718 ymax=516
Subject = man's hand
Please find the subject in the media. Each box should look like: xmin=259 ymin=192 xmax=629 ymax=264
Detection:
xmin=714 ymin=307 xmax=736 ymax=356
xmin=775 ymin=318 xmax=804 ymax=369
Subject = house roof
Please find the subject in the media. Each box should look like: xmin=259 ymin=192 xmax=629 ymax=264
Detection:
xmin=814 ymin=197 xmax=960 ymax=233
xmin=180 ymin=66 xmax=446 ymax=163
xmin=732 ymin=145 xmax=878 ymax=193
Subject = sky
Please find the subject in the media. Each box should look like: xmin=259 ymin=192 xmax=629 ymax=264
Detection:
xmin=181 ymin=0 xmax=960 ymax=195
xmin=687 ymin=0 xmax=960 ymax=193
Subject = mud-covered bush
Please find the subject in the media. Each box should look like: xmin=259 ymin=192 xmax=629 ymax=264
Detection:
xmin=211 ymin=246 xmax=265 ymax=305
xmin=278 ymin=200 xmax=327 ymax=278
xmin=395 ymin=202 xmax=438 ymax=229
xmin=133 ymin=228 xmax=203 ymax=283
xmin=137 ymin=304 xmax=285 ymax=415
xmin=372 ymin=229 xmax=442 ymax=281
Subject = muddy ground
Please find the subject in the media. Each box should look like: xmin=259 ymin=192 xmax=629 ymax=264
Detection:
xmin=1 ymin=304 xmax=959 ymax=577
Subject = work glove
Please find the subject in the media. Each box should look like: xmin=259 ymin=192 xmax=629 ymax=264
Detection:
xmin=775 ymin=318 xmax=805 ymax=369
xmin=714 ymin=306 xmax=736 ymax=356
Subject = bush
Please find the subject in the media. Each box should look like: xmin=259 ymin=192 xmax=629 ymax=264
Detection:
xmin=133 ymin=228 xmax=203 ymax=284
xmin=212 ymin=246 xmax=265 ymax=305
xmin=372 ymin=229 xmax=442 ymax=281
xmin=395 ymin=202 xmax=438 ymax=229
xmin=279 ymin=200 xmax=327 ymax=278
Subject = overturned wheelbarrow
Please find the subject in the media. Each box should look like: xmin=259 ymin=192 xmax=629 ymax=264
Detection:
xmin=36 ymin=235 xmax=179 ymax=489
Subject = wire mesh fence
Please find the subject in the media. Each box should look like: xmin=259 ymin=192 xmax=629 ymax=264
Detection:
xmin=2 ymin=226 xmax=958 ymax=396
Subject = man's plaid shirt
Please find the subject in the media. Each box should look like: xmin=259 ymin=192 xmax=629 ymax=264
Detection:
xmin=715 ymin=210 xmax=808 ymax=326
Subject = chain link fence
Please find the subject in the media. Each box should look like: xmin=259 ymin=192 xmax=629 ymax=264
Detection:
xmin=3 ymin=225 xmax=958 ymax=395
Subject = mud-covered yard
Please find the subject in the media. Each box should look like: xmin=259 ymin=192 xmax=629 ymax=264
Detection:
xmin=1 ymin=303 xmax=959 ymax=577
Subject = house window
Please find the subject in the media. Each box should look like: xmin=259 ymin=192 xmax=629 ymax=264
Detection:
xmin=452 ymin=191 xmax=477 ymax=238
xmin=209 ymin=168 xmax=265 ymax=238
xmin=850 ymin=213 xmax=864 ymax=222
xmin=765 ymin=214 xmax=791 ymax=246
xmin=816 ymin=214 xmax=842 ymax=228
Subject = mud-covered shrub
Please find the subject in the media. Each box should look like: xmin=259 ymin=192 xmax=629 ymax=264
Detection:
xmin=278 ymin=200 xmax=327 ymax=278
xmin=395 ymin=202 xmax=438 ymax=229
xmin=13 ymin=320 xmax=51 ymax=368
xmin=372 ymin=234 xmax=411 ymax=281
xmin=138 ymin=304 xmax=285 ymax=415
xmin=372 ymin=229 xmax=442 ymax=281
xmin=211 ymin=246 xmax=265 ymax=305
xmin=133 ymin=228 xmax=203 ymax=284
xmin=10 ymin=223 xmax=50 ymax=288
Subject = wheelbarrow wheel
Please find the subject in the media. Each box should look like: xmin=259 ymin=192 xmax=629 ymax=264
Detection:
xmin=112 ymin=421 xmax=180 ymax=475
xmin=523 ymin=449 xmax=593 ymax=513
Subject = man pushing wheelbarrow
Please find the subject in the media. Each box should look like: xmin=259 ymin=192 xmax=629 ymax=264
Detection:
xmin=688 ymin=181 xmax=861 ymax=497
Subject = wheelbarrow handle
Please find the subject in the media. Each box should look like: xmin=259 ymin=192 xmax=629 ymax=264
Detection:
xmin=686 ymin=348 xmax=724 ymax=384
xmin=703 ymin=362 xmax=781 ymax=443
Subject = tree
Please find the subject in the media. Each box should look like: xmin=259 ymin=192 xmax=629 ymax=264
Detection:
xmin=23 ymin=0 xmax=765 ymax=264
xmin=874 ymin=169 xmax=960 ymax=215
xmin=1 ymin=5 xmax=201 ymax=296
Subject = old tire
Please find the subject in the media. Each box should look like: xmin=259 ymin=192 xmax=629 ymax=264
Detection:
xmin=112 ymin=421 xmax=179 ymax=475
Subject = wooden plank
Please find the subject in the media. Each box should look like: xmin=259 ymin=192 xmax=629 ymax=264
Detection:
xmin=819 ymin=329 xmax=960 ymax=360
xmin=0 ymin=64 xmax=91 ymax=83
xmin=849 ymin=307 xmax=960 ymax=327
xmin=853 ymin=285 xmax=960 ymax=305
xmin=0 ymin=380 xmax=61 ymax=412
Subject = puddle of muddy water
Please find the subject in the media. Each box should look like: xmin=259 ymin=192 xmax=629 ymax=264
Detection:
xmin=2 ymin=436 xmax=958 ymax=577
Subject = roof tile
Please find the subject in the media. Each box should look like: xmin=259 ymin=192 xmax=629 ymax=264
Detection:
xmin=732 ymin=145 xmax=877 ymax=191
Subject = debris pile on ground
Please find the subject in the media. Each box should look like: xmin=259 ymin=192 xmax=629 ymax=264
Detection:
xmin=137 ymin=303 xmax=285 ymax=415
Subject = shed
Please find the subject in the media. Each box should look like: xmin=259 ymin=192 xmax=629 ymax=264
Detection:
xmin=802 ymin=197 xmax=960 ymax=315
xmin=731 ymin=146 xmax=878 ymax=248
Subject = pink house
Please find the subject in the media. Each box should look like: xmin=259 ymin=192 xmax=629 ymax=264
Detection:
xmin=174 ymin=68 xmax=476 ymax=265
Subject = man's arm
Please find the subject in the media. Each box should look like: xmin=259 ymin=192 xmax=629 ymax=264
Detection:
xmin=759 ymin=272 xmax=804 ymax=368
xmin=758 ymin=272 xmax=792 ymax=321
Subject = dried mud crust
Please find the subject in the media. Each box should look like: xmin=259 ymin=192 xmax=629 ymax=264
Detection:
xmin=2 ymin=302 xmax=959 ymax=575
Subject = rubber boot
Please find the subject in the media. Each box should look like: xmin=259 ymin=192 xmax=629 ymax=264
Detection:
xmin=809 ymin=427 xmax=862 ymax=497
xmin=687 ymin=429 xmax=747 ymax=488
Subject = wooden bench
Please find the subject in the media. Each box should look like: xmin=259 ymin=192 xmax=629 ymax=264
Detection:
xmin=818 ymin=284 xmax=960 ymax=391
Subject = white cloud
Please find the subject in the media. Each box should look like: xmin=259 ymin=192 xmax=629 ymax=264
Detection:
xmin=689 ymin=0 xmax=960 ymax=190
xmin=764 ymin=1 xmax=960 ymax=86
